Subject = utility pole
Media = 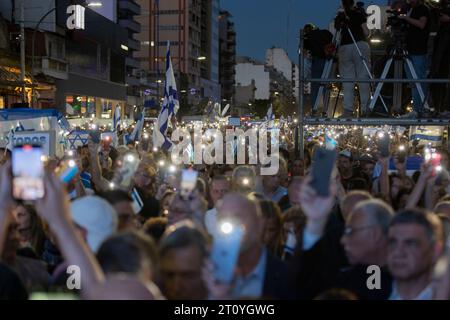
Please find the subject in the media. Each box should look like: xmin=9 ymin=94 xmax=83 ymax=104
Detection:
xmin=20 ymin=1 xmax=27 ymax=104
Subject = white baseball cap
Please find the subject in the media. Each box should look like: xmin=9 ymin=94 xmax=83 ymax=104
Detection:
xmin=71 ymin=196 xmax=118 ymax=252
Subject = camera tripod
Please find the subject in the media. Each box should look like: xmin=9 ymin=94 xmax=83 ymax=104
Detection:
xmin=313 ymin=27 xmax=389 ymax=116
xmin=368 ymin=46 xmax=430 ymax=112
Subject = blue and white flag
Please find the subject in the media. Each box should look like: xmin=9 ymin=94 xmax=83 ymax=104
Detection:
xmin=325 ymin=134 xmax=338 ymax=150
xmin=265 ymin=104 xmax=275 ymax=121
xmin=127 ymin=111 xmax=145 ymax=143
xmin=113 ymin=105 xmax=121 ymax=147
xmin=263 ymin=104 xmax=275 ymax=129
xmin=153 ymin=42 xmax=180 ymax=150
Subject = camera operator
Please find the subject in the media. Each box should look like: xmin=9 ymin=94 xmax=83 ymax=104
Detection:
xmin=430 ymin=0 xmax=450 ymax=116
xmin=397 ymin=0 xmax=431 ymax=117
xmin=335 ymin=0 xmax=371 ymax=118
xmin=303 ymin=23 xmax=333 ymax=117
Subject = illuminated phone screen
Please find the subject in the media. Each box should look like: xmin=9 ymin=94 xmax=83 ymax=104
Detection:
xmin=12 ymin=145 xmax=45 ymax=200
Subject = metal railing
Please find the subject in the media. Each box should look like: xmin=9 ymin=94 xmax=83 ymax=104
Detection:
xmin=297 ymin=28 xmax=450 ymax=159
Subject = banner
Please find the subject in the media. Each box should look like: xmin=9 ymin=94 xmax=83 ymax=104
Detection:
xmin=409 ymin=126 xmax=443 ymax=147
xmin=11 ymin=131 xmax=56 ymax=156
xmin=0 ymin=109 xmax=70 ymax=157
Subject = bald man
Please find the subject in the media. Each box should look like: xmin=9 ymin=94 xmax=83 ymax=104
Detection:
xmin=215 ymin=193 xmax=291 ymax=299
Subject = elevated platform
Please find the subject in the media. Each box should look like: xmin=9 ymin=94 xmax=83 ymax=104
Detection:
xmin=302 ymin=117 xmax=450 ymax=126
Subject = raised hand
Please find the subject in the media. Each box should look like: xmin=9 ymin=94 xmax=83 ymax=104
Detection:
xmin=299 ymin=174 xmax=337 ymax=236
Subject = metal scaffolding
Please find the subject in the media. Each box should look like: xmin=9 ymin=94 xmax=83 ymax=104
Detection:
xmin=297 ymin=28 xmax=450 ymax=158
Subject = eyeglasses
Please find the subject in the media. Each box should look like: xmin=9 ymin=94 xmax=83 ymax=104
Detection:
xmin=343 ymin=225 xmax=376 ymax=236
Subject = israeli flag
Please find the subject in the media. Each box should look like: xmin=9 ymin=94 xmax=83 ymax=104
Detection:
xmin=153 ymin=42 xmax=180 ymax=150
xmin=113 ymin=105 xmax=121 ymax=147
xmin=264 ymin=104 xmax=275 ymax=128
xmin=265 ymin=104 xmax=275 ymax=121
xmin=128 ymin=111 xmax=145 ymax=143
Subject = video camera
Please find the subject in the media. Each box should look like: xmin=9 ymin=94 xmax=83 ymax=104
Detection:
xmin=386 ymin=8 xmax=409 ymax=30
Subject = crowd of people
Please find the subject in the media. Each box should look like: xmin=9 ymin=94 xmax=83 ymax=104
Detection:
xmin=304 ymin=0 xmax=450 ymax=119
xmin=0 ymin=126 xmax=450 ymax=301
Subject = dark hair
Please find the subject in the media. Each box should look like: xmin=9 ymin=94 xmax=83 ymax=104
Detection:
xmin=390 ymin=209 xmax=443 ymax=245
xmin=159 ymin=223 xmax=208 ymax=258
xmin=16 ymin=204 xmax=46 ymax=257
xmin=342 ymin=0 xmax=355 ymax=9
xmin=258 ymin=200 xmax=284 ymax=257
xmin=97 ymin=231 xmax=157 ymax=276
xmin=394 ymin=188 xmax=411 ymax=210
xmin=143 ymin=217 xmax=168 ymax=244
xmin=98 ymin=190 xmax=133 ymax=205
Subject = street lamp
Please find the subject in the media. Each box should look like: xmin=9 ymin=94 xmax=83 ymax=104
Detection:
xmin=87 ymin=2 xmax=103 ymax=7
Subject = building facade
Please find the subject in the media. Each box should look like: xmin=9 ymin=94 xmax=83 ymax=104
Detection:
xmin=218 ymin=10 xmax=235 ymax=104
xmin=235 ymin=55 xmax=295 ymax=115
xmin=0 ymin=0 xmax=132 ymax=120
xmin=135 ymin=0 xmax=220 ymax=112
xmin=266 ymin=47 xmax=299 ymax=104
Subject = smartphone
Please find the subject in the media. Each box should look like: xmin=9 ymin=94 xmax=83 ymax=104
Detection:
xmin=112 ymin=152 xmax=141 ymax=190
xmin=56 ymin=159 xmax=79 ymax=184
xmin=310 ymin=148 xmax=337 ymax=197
xmin=180 ymin=169 xmax=198 ymax=200
xmin=89 ymin=130 xmax=101 ymax=144
xmin=12 ymin=145 xmax=45 ymax=201
xmin=425 ymin=148 xmax=442 ymax=177
xmin=378 ymin=134 xmax=390 ymax=158
xmin=210 ymin=220 xmax=244 ymax=283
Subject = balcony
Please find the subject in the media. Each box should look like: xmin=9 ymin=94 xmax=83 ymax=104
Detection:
xmin=118 ymin=0 xmax=141 ymax=15
xmin=125 ymin=57 xmax=140 ymax=69
xmin=40 ymin=57 xmax=68 ymax=80
xmin=119 ymin=19 xmax=141 ymax=33
xmin=128 ymin=38 xmax=140 ymax=51
xmin=126 ymin=75 xmax=140 ymax=86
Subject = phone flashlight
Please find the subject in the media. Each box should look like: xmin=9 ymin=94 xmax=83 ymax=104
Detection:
xmin=158 ymin=160 xmax=165 ymax=167
xmin=220 ymin=221 xmax=234 ymax=235
xmin=125 ymin=154 xmax=136 ymax=163
xmin=168 ymin=165 xmax=177 ymax=173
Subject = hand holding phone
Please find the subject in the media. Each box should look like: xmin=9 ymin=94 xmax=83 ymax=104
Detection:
xmin=210 ymin=220 xmax=244 ymax=284
xmin=112 ymin=152 xmax=141 ymax=190
xmin=310 ymin=148 xmax=337 ymax=197
xmin=180 ymin=169 xmax=198 ymax=200
xmin=56 ymin=159 xmax=79 ymax=184
xmin=378 ymin=133 xmax=390 ymax=158
xmin=12 ymin=145 xmax=45 ymax=201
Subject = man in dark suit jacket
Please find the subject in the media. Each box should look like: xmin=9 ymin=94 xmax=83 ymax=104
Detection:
xmin=289 ymin=178 xmax=394 ymax=300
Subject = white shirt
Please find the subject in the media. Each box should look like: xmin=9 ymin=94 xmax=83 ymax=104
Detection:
xmin=389 ymin=282 xmax=434 ymax=300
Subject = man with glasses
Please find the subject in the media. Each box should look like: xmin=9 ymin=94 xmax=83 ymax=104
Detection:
xmin=387 ymin=209 xmax=444 ymax=300
xmin=291 ymin=177 xmax=394 ymax=299
xmin=338 ymin=199 xmax=394 ymax=299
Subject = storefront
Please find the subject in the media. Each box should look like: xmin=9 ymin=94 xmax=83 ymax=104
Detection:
xmin=65 ymin=94 xmax=125 ymax=119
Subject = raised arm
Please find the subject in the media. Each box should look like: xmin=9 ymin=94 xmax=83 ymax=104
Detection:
xmin=35 ymin=173 xmax=105 ymax=299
